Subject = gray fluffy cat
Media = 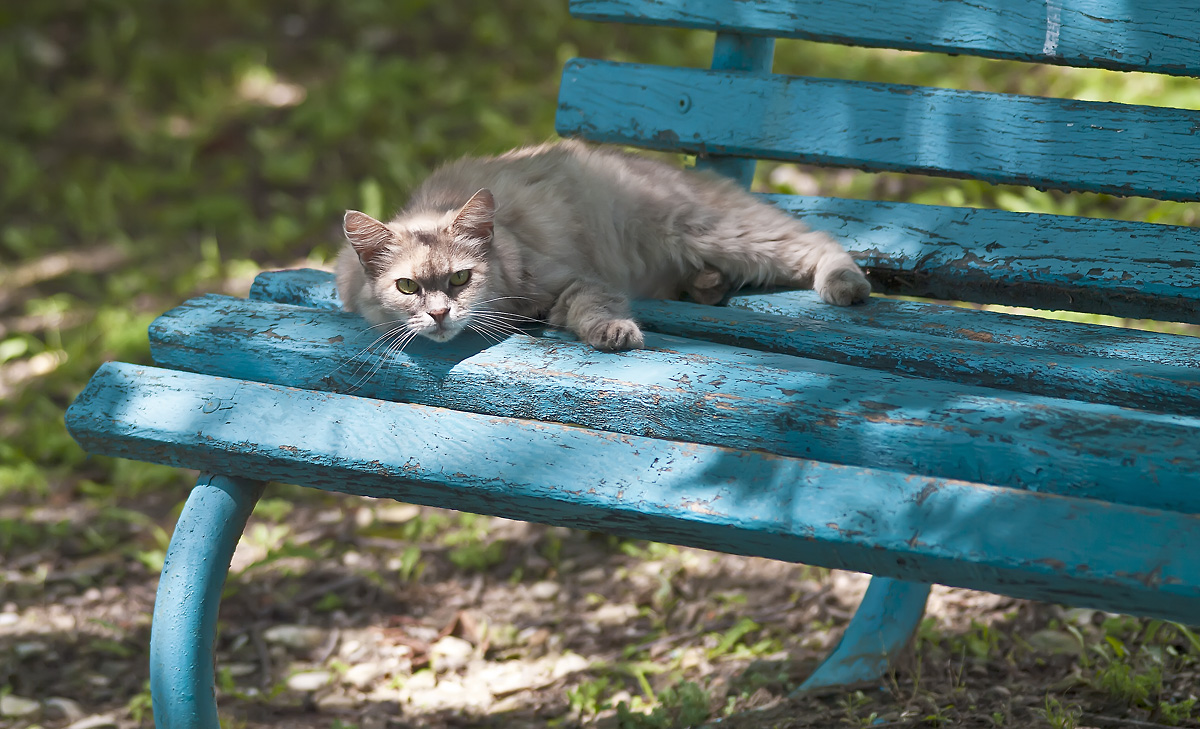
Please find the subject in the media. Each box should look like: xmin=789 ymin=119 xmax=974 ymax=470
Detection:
xmin=336 ymin=141 xmax=870 ymax=351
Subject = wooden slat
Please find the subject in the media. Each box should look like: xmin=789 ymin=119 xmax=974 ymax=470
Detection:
xmin=66 ymin=362 xmax=1200 ymax=623
xmin=556 ymin=60 xmax=1200 ymax=202
xmin=150 ymin=293 xmax=1200 ymax=513
xmin=251 ymin=269 xmax=1200 ymax=416
xmin=253 ymin=268 xmax=1200 ymax=370
xmin=725 ymin=289 xmax=1200 ymax=369
xmin=766 ymin=195 xmax=1200 ymax=323
xmin=571 ymin=0 xmax=1200 ymax=78
xmin=632 ymin=299 xmax=1200 ymax=416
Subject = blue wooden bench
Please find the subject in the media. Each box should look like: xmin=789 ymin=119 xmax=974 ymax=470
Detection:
xmin=66 ymin=1 xmax=1200 ymax=726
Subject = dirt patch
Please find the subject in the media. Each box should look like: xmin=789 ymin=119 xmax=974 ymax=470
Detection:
xmin=2 ymin=493 xmax=1198 ymax=728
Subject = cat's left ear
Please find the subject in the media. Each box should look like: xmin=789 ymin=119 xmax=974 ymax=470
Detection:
xmin=343 ymin=210 xmax=394 ymax=265
xmin=451 ymin=189 xmax=495 ymax=246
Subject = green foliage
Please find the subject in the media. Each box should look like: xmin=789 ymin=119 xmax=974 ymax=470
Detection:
xmin=616 ymin=681 xmax=710 ymax=729
xmin=706 ymin=617 xmax=762 ymax=659
xmin=1042 ymin=696 xmax=1082 ymax=729
xmin=126 ymin=680 xmax=154 ymax=724
xmin=566 ymin=676 xmax=612 ymax=717
xmin=1159 ymin=697 xmax=1197 ymax=727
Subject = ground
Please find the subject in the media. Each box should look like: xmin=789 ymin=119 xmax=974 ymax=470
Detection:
xmin=3 ymin=491 xmax=1199 ymax=728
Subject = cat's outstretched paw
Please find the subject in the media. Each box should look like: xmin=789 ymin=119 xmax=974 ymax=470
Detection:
xmin=585 ymin=318 xmax=645 ymax=351
xmin=685 ymin=265 xmax=731 ymax=306
xmin=817 ymin=267 xmax=872 ymax=306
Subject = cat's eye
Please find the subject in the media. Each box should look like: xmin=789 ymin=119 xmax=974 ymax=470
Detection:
xmin=396 ymin=278 xmax=419 ymax=295
xmin=449 ymin=269 xmax=472 ymax=286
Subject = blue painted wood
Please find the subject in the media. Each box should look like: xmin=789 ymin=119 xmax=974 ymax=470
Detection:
xmin=252 ymin=269 xmax=1200 ymax=370
xmin=250 ymin=269 xmax=1200 ymax=413
xmin=693 ymin=33 xmax=774 ymax=187
xmin=249 ymin=268 xmax=340 ymax=308
xmin=150 ymin=473 xmax=264 ymax=729
xmin=65 ymin=362 xmax=1200 ymax=623
xmin=632 ymin=300 xmax=1200 ymax=416
xmin=765 ymin=195 xmax=1200 ymax=322
xmin=726 ymin=288 xmax=1200 ymax=369
xmin=570 ymin=0 xmax=1200 ymax=77
xmin=797 ymin=579 xmax=931 ymax=693
xmin=147 ymin=294 xmax=1200 ymax=513
xmin=556 ymin=60 xmax=1200 ymax=202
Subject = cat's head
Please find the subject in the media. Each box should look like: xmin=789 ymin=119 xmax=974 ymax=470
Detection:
xmin=343 ymin=188 xmax=495 ymax=343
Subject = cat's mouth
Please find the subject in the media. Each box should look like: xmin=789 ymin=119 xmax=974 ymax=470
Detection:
xmin=418 ymin=322 xmax=462 ymax=342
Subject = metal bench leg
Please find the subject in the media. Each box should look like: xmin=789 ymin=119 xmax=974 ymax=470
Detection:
xmin=150 ymin=473 xmax=265 ymax=729
xmin=794 ymin=577 xmax=931 ymax=694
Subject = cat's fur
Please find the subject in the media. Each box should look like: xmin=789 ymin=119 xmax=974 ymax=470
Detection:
xmin=336 ymin=140 xmax=870 ymax=351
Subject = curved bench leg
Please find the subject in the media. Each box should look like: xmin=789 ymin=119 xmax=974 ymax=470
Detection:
xmin=151 ymin=473 xmax=265 ymax=729
xmin=794 ymin=577 xmax=931 ymax=695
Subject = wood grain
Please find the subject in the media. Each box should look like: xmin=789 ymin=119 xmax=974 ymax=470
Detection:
xmin=765 ymin=195 xmax=1200 ymax=322
xmin=571 ymin=0 xmax=1200 ymax=77
xmin=149 ymin=293 xmax=1200 ymax=514
xmin=251 ymin=271 xmax=1200 ymax=415
xmin=556 ymin=60 xmax=1200 ymax=202
xmin=66 ymin=362 xmax=1200 ymax=623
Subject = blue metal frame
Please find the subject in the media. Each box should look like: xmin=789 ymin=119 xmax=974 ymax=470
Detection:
xmin=797 ymin=578 xmax=931 ymax=692
xmin=693 ymin=32 xmax=775 ymax=187
xmin=151 ymin=473 xmax=264 ymax=729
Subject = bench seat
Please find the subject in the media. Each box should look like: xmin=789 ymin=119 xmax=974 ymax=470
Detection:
xmin=69 ymin=359 xmax=1200 ymax=623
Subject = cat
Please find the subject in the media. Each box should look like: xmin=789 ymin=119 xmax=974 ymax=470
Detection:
xmin=336 ymin=140 xmax=870 ymax=352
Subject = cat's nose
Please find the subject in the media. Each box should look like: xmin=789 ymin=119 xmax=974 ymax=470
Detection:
xmin=428 ymin=308 xmax=449 ymax=324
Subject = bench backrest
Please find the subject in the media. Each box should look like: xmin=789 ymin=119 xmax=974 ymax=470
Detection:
xmin=555 ymin=0 xmax=1200 ymax=323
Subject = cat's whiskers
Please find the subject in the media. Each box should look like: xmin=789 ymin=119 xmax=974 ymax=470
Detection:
xmin=346 ymin=326 xmax=413 ymax=392
xmin=466 ymin=322 xmax=505 ymax=345
xmin=338 ymin=323 xmax=410 ymax=384
xmin=468 ymin=306 xmax=548 ymax=326
xmin=465 ymin=314 xmax=530 ymax=340
xmin=464 ymin=315 xmax=516 ymax=340
xmin=368 ymin=326 xmax=426 ymax=387
xmin=470 ymin=295 xmax=538 ymax=309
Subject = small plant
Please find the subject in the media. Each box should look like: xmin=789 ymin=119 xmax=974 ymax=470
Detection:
xmin=127 ymin=680 xmax=153 ymax=724
xmin=962 ymin=620 xmax=1001 ymax=660
xmin=1043 ymin=696 xmax=1081 ymax=729
xmin=1094 ymin=659 xmax=1162 ymax=706
xmin=838 ymin=690 xmax=877 ymax=727
xmin=616 ymin=681 xmax=710 ymax=728
xmin=706 ymin=617 xmax=761 ymax=659
xmin=394 ymin=544 xmax=425 ymax=581
xmin=447 ymin=539 xmax=506 ymax=571
xmin=1159 ymin=697 xmax=1197 ymax=726
xmin=566 ymin=676 xmax=612 ymax=717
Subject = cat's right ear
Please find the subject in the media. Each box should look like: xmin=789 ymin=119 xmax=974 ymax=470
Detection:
xmin=451 ymin=189 xmax=495 ymax=246
xmin=343 ymin=210 xmax=393 ymax=266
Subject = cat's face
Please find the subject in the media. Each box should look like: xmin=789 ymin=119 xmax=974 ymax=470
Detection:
xmin=344 ymin=189 xmax=495 ymax=343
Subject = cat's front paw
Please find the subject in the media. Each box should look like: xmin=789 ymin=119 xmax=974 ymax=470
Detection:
xmin=585 ymin=318 xmax=645 ymax=351
xmin=817 ymin=267 xmax=872 ymax=306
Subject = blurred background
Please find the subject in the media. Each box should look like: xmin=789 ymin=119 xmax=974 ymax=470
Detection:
xmin=3 ymin=2 xmax=1200 ymax=728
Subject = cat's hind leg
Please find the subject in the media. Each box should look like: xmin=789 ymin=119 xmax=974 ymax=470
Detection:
xmin=550 ymin=280 xmax=644 ymax=351
xmin=685 ymin=264 xmax=732 ymax=305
